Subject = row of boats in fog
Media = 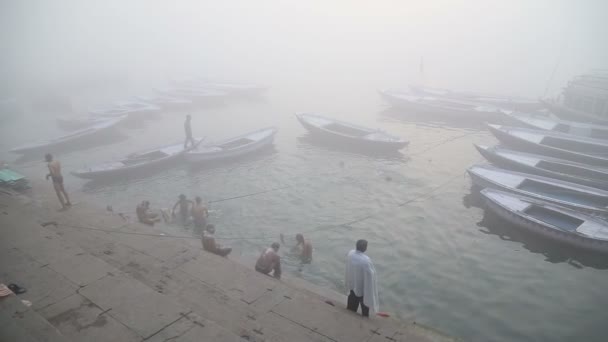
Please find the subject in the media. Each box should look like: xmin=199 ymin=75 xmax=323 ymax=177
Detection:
xmin=467 ymin=113 xmax=608 ymax=254
xmin=7 ymin=79 xmax=608 ymax=254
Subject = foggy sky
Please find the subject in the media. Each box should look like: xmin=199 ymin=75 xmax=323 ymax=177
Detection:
xmin=3 ymin=0 xmax=607 ymax=97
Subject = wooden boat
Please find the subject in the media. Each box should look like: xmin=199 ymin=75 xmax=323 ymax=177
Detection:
xmin=89 ymin=101 xmax=161 ymax=118
xmin=542 ymin=98 xmax=608 ymax=125
xmin=410 ymin=85 xmax=541 ymax=111
xmin=154 ymin=87 xmax=227 ymax=103
xmin=467 ymin=164 xmax=608 ymax=216
xmin=185 ymin=127 xmax=276 ymax=163
xmin=487 ymin=124 xmax=608 ymax=166
xmin=171 ymin=77 xmax=267 ymax=96
xmin=379 ymin=89 xmax=505 ymax=118
xmin=481 ymin=188 xmax=608 ymax=254
xmin=10 ymin=116 xmax=125 ymax=154
xmin=296 ymin=113 xmax=408 ymax=150
xmin=474 ymin=144 xmax=608 ymax=190
xmin=134 ymin=95 xmax=192 ymax=109
xmin=71 ymin=139 xmax=201 ymax=179
xmin=56 ymin=115 xmax=119 ymax=130
xmin=504 ymin=112 xmax=608 ymax=139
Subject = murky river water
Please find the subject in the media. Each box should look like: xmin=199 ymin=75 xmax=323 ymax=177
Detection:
xmin=2 ymin=82 xmax=608 ymax=342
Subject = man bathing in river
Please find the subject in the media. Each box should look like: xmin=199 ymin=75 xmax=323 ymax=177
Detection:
xmin=202 ymin=224 xmax=232 ymax=257
xmin=136 ymin=200 xmax=161 ymax=225
xmin=255 ymin=242 xmax=282 ymax=279
xmin=191 ymin=196 xmax=208 ymax=229
xmin=45 ymin=153 xmax=71 ymax=210
xmin=172 ymin=194 xmax=193 ymax=224
xmin=280 ymin=233 xmax=313 ymax=263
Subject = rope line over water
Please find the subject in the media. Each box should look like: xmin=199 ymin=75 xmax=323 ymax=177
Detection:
xmin=53 ymin=132 xmax=479 ymax=243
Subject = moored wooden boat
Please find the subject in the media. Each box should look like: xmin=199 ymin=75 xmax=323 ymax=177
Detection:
xmin=487 ymin=124 xmax=608 ymax=166
xmin=89 ymin=101 xmax=161 ymax=118
xmin=185 ymin=127 xmax=277 ymax=163
xmin=171 ymin=77 xmax=267 ymax=96
xmin=56 ymin=115 xmax=120 ymax=130
xmin=296 ymin=113 xmax=408 ymax=150
xmin=467 ymin=164 xmax=608 ymax=216
xmin=481 ymin=188 xmax=608 ymax=254
xmin=379 ymin=89 xmax=505 ymax=118
xmin=10 ymin=116 xmax=125 ymax=154
xmin=154 ymin=87 xmax=227 ymax=103
xmin=134 ymin=95 xmax=192 ymax=109
xmin=71 ymin=139 xmax=201 ymax=179
xmin=542 ymin=98 xmax=608 ymax=125
xmin=410 ymin=85 xmax=541 ymax=111
xmin=504 ymin=112 xmax=608 ymax=139
xmin=474 ymin=144 xmax=608 ymax=190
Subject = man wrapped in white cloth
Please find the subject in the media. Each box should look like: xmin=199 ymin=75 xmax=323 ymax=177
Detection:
xmin=345 ymin=239 xmax=379 ymax=317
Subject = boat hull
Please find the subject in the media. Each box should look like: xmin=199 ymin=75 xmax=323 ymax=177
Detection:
xmin=380 ymin=90 xmax=504 ymax=120
xmin=11 ymin=117 xmax=124 ymax=154
xmin=296 ymin=115 xmax=408 ymax=151
xmin=542 ymin=99 xmax=608 ymax=125
xmin=483 ymin=192 xmax=608 ymax=254
xmin=487 ymin=125 xmax=608 ymax=166
xmin=72 ymin=153 xmax=182 ymax=179
xmin=475 ymin=145 xmax=608 ymax=190
xmin=185 ymin=129 xmax=276 ymax=163
xmin=467 ymin=166 xmax=608 ymax=216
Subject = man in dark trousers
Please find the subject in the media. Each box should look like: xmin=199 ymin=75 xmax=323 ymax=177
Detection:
xmin=345 ymin=239 xmax=379 ymax=317
xmin=183 ymin=115 xmax=195 ymax=149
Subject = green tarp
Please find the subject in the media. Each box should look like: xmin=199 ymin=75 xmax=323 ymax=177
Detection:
xmin=0 ymin=168 xmax=26 ymax=182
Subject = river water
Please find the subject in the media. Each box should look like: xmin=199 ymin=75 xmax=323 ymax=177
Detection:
xmin=2 ymin=81 xmax=608 ymax=342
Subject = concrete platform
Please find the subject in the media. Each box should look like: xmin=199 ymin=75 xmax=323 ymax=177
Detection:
xmin=0 ymin=191 xmax=456 ymax=341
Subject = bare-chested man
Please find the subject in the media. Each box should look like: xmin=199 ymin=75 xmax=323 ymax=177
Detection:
xmin=45 ymin=153 xmax=71 ymax=210
xmin=172 ymin=194 xmax=194 ymax=224
xmin=280 ymin=233 xmax=313 ymax=264
xmin=136 ymin=201 xmax=161 ymax=226
xmin=191 ymin=196 xmax=209 ymax=229
xmin=255 ymin=242 xmax=281 ymax=279
xmin=202 ymin=224 xmax=232 ymax=257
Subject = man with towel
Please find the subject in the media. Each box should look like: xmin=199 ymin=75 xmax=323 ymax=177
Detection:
xmin=345 ymin=239 xmax=379 ymax=317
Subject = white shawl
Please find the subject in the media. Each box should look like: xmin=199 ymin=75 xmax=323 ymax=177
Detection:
xmin=345 ymin=249 xmax=379 ymax=313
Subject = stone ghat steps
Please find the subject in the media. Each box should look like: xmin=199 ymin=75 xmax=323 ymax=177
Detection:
xmin=0 ymin=197 xmax=454 ymax=341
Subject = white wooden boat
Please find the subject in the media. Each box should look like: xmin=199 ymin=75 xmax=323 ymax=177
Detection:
xmin=71 ymin=139 xmax=201 ymax=179
xmin=410 ymin=85 xmax=541 ymax=111
xmin=296 ymin=113 xmax=408 ymax=150
xmin=379 ymin=89 xmax=505 ymax=118
xmin=481 ymin=188 xmax=608 ymax=254
xmin=154 ymin=87 xmax=227 ymax=102
xmin=504 ymin=112 xmax=608 ymax=139
xmin=542 ymin=98 xmax=608 ymax=125
xmin=474 ymin=144 xmax=608 ymax=190
xmin=185 ymin=127 xmax=277 ymax=163
xmin=56 ymin=115 xmax=119 ymax=130
xmin=10 ymin=116 xmax=125 ymax=154
xmin=487 ymin=124 xmax=608 ymax=166
xmin=89 ymin=101 xmax=161 ymax=118
xmin=134 ymin=95 xmax=192 ymax=109
xmin=467 ymin=164 xmax=608 ymax=216
xmin=171 ymin=77 xmax=267 ymax=96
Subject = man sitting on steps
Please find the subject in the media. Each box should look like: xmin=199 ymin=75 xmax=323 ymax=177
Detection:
xmin=202 ymin=224 xmax=232 ymax=257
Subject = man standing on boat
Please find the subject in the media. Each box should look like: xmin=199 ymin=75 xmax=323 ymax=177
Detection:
xmin=345 ymin=239 xmax=379 ymax=317
xmin=45 ymin=153 xmax=72 ymax=211
xmin=184 ymin=115 xmax=195 ymax=149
